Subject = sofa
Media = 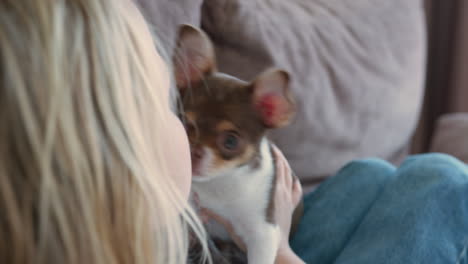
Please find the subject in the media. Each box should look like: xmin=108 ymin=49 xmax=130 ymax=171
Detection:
xmin=136 ymin=0 xmax=468 ymax=191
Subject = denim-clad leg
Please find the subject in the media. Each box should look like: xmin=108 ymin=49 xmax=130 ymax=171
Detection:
xmin=291 ymin=154 xmax=468 ymax=264
xmin=290 ymin=159 xmax=396 ymax=263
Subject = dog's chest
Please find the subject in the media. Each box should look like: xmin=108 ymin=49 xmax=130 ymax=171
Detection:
xmin=192 ymin=140 xmax=276 ymax=237
xmin=193 ymin=165 xmax=273 ymax=217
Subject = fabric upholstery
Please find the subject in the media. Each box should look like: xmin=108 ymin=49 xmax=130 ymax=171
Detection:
xmin=135 ymin=0 xmax=204 ymax=56
xmin=430 ymin=113 xmax=468 ymax=163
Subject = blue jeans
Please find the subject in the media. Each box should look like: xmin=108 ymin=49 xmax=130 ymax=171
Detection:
xmin=291 ymin=154 xmax=468 ymax=264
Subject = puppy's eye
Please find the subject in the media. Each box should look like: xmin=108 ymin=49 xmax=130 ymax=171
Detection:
xmin=218 ymin=131 xmax=241 ymax=152
xmin=223 ymin=134 xmax=238 ymax=150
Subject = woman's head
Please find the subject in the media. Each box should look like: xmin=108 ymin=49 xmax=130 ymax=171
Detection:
xmin=0 ymin=0 xmax=205 ymax=263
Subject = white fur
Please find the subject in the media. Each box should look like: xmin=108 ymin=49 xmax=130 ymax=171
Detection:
xmin=192 ymin=138 xmax=280 ymax=264
xmin=192 ymin=149 xmax=218 ymax=182
xmin=212 ymin=72 xmax=248 ymax=84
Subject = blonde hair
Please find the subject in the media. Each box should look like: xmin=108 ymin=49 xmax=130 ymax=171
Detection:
xmin=0 ymin=0 xmax=208 ymax=263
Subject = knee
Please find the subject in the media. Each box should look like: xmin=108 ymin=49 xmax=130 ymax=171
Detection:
xmin=325 ymin=158 xmax=397 ymax=191
xmin=338 ymin=158 xmax=395 ymax=180
xmin=305 ymin=159 xmax=395 ymax=205
xmin=398 ymin=153 xmax=468 ymax=186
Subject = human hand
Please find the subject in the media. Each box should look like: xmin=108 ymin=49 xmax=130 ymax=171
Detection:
xmin=271 ymin=145 xmax=303 ymax=252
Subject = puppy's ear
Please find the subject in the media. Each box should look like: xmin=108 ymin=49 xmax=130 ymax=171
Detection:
xmin=173 ymin=24 xmax=216 ymax=89
xmin=252 ymin=69 xmax=296 ymax=128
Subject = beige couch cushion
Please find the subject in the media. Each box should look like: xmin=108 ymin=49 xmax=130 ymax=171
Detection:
xmin=135 ymin=0 xmax=204 ymax=56
xmin=202 ymin=0 xmax=427 ymax=186
xmin=430 ymin=113 xmax=468 ymax=163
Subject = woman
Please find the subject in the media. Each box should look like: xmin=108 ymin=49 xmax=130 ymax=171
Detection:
xmin=0 ymin=0 xmax=303 ymax=263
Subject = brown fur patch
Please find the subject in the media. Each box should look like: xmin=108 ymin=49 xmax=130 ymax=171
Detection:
xmin=266 ymin=144 xmax=277 ymax=224
xmin=216 ymin=120 xmax=237 ymax=132
xmin=185 ymin=111 xmax=197 ymax=124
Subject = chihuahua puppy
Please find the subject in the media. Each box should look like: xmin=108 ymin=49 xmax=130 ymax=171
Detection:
xmin=174 ymin=25 xmax=302 ymax=264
